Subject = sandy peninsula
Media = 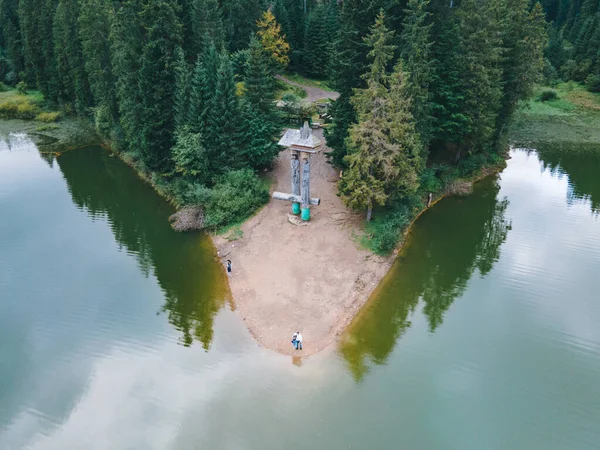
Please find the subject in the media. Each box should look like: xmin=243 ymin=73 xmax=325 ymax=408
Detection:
xmin=212 ymin=129 xmax=395 ymax=356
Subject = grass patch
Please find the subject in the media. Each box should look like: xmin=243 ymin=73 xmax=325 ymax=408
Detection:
xmin=36 ymin=111 xmax=61 ymax=122
xmin=35 ymin=124 xmax=59 ymax=132
xmin=510 ymin=82 xmax=600 ymax=146
xmin=275 ymin=79 xmax=307 ymax=100
xmin=283 ymin=72 xmax=333 ymax=91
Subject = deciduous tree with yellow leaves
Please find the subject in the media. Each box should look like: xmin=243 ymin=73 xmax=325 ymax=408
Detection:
xmin=256 ymin=10 xmax=290 ymax=70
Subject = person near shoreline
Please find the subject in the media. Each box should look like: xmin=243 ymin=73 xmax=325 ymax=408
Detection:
xmin=291 ymin=331 xmax=303 ymax=350
xmin=226 ymin=260 xmax=232 ymax=275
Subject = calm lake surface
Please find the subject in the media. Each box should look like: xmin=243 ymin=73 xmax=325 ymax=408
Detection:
xmin=1 ymin=133 xmax=599 ymax=450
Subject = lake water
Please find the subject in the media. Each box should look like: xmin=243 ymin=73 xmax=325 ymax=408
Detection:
xmin=1 ymin=133 xmax=599 ymax=450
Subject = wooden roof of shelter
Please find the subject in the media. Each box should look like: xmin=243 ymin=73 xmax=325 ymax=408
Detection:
xmin=278 ymin=122 xmax=322 ymax=153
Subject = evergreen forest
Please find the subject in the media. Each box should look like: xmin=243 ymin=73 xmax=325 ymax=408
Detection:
xmin=0 ymin=0 xmax=591 ymax=246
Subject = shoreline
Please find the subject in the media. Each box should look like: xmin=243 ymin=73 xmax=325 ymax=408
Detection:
xmin=209 ymin=132 xmax=508 ymax=358
xmin=0 ymin=117 xmax=507 ymax=358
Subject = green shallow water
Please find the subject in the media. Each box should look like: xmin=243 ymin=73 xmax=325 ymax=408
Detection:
xmin=1 ymin=133 xmax=600 ymax=450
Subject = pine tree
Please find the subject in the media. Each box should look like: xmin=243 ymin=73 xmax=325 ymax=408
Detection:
xmin=302 ymin=2 xmax=330 ymax=78
xmin=430 ymin=0 xmax=503 ymax=160
xmin=79 ymin=0 xmax=119 ymax=135
xmin=174 ymin=47 xmax=192 ymax=131
xmin=19 ymin=0 xmax=58 ymax=95
xmin=400 ymin=0 xmax=434 ymax=148
xmin=137 ymin=0 xmax=183 ymax=171
xmin=278 ymin=0 xmax=305 ymax=68
xmin=273 ymin=0 xmax=293 ymax=55
xmin=242 ymin=35 xmax=281 ymax=169
xmin=178 ymin=0 xmax=195 ymax=57
xmin=54 ymin=0 xmax=91 ymax=113
xmin=172 ymin=128 xmax=209 ymax=183
xmin=455 ymin=0 xmax=503 ymax=154
xmin=339 ymin=12 xmax=421 ymax=221
xmin=111 ymin=0 xmax=144 ymax=149
xmin=496 ymin=0 xmax=547 ymax=140
xmin=41 ymin=0 xmax=60 ymax=101
xmin=240 ymin=101 xmax=281 ymax=169
xmin=387 ymin=60 xmax=422 ymax=198
xmin=188 ymin=44 xmax=219 ymax=133
xmin=205 ymin=53 xmax=244 ymax=170
xmin=221 ymin=0 xmax=264 ymax=52
xmin=244 ymin=35 xmax=276 ymax=115
xmin=325 ymin=0 xmax=387 ymax=167
xmin=0 ymin=0 xmax=24 ymax=81
xmin=191 ymin=0 xmax=224 ymax=56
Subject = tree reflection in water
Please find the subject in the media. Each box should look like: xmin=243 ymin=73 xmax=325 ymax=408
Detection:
xmin=339 ymin=176 xmax=511 ymax=381
xmin=56 ymin=146 xmax=229 ymax=349
xmin=533 ymin=143 xmax=600 ymax=214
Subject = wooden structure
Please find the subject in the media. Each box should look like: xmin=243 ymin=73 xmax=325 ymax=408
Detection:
xmin=274 ymin=122 xmax=322 ymax=221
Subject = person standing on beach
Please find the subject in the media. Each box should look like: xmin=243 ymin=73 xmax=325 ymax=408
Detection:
xmin=295 ymin=331 xmax=303 ymax=350
xmin=226 ymin=260 xmax=232 ymax=275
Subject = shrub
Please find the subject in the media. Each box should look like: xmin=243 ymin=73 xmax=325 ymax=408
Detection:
xmin=203 ymin=169 xmax=270 ymax=230
xmin=542 ymin=58 xmax=558 ymax=85
xmin=16 ymin=101 xmax=38 ymax=119
xmin=0 ymin=82 xmax=9 ymax=92
xmin=458 ymin=153 xmax=487 ymax=176
xmin=420 ymin=168 xmax=443 ymax=194
xmin=35 ymin=111 xmax=61 ymax=122
xmin=365 ymin=205 xmax=412 ymax=254
xmin=538 ymin=89 xmax=559 ymax=102
xmin=171 ymin=178 xmax=212 ymax=206
xmin=585 ymin=74 xmax=600 ymax=93
xmin=0 ymin=97 xmax=39 ymax=119
xmin=15 ymin=81 xmax=28 ymax=94
xmin=0 ymin=101 xmax=18 ymax=117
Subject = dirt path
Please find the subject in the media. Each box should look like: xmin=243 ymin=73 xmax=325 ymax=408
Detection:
xmin=276 ymin=75 xmax=340 ymax=103
xmin=212 ymin=129 xmax=394 ymax=357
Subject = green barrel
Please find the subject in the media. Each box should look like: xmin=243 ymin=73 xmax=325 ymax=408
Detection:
xmin=301 ymin=208 xmax=310 ymax=221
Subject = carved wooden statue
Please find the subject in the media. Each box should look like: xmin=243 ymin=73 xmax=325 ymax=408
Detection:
xmin=274 ymin=121 xmax=322 ymax=221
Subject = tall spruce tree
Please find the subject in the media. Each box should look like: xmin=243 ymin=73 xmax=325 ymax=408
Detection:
xmin=79 ymin=0 xmax=119 ymax=135
xmin=302 ymin=3 xmax=329 ymax=78
xmin=173 ymin=47 xmax=192 ymax=131
xmin=496 ymin=0 xmax=547 ymax=140
xmin=19 ymin=0 xmax=58 ymax=94
xmin=188 ymin=44 xmax=220 ymax=134
xmin=325 ymin=0 xmax=387 ymax=167
xmin=0 ymin=0 xmax=24 ymax=81
xmin=54 ymin=0 xmax=91 ymax=113
xmin=137 ymin=0 xmax=183 ymax=171
xmin=245 ymin=35 xmax=276 ymax=115
xmin=41 ymin=0 xmax=60 ymax=101
xmin=242 ymin=35 xmax=281 ymax=169
xmin=430 ymin=0 xmax=503 ymax=160
xmin=111 ymin=0 xmax=144 ymax=150
xmin=191 ymin=0 xmax=224 ymax=56
xmin=400 ymin=0 xmax=434 ymax=148
xmin=205 ymin=53 xmax=244 ymax=170
xmin=339 ymin=12 xmax=421 ymax=221
xmin=221 ymin=0 xmax=264 ymax=52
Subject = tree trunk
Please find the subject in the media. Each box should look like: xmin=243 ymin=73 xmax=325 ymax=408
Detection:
xmin=454 ymin=148 xmax=462 ymax=164
xmin=366 ymin=206 xmax=373 ymax=222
